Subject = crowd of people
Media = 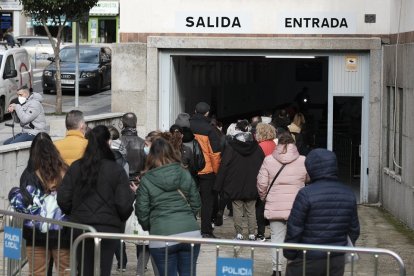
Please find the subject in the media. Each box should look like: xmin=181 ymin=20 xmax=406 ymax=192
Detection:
xmin=7 ymin=94 xmax=360 ymax=276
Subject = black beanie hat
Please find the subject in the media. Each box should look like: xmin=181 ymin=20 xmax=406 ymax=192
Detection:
xmin=195 ymin=102 xmax=210 ymax=114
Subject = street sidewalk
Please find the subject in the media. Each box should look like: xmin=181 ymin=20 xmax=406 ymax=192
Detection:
xmin=111 ymin=205 xmax=414 ymax=275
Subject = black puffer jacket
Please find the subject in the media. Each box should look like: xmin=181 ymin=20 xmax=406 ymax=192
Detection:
xmin=284 ymin=148 xmax=360 ymax=260
xmin=57 ymin=159 xmax=134 ymax=232
xmin=214 ymin=137 xmax=264 ymax=200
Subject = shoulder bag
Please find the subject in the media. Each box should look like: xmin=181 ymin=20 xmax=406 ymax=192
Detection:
xmin=263 ymin=164 xmax=286 ymax=204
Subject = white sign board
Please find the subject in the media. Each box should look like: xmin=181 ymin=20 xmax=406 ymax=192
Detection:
xmin=90 ymin=1 xmax=119 ymax=15
xmin=176 ymin=12 xmax=251 ymax=33
xmin=277 ymin=12 xmax=356 ymax=34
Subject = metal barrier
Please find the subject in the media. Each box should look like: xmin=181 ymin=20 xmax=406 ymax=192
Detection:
xmin=0 ymin=209 xmax=97 ymax=276
xmin=71 ymin=233 xmax=406 ymax=276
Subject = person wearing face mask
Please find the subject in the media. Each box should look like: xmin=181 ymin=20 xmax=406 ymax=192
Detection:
xmin=54 ymin=110 xmax=88 ymax=166
xmin=3 ymin=86 xmax=47 ymax=145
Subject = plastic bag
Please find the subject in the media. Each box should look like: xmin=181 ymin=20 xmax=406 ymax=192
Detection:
xmin=124 ymin=203 xmax=149 ymax=245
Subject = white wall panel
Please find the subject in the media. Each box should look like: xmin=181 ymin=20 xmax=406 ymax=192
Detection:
xmin=331 ymin=54 xmax=370 ymax=96
xmin=120 ymin=0 xmax=391 ymax=34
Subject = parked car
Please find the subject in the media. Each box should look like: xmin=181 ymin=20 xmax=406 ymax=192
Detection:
xmin=15 ymin=36 xmax=62 ymax=69
xmin=42 ymin=45 xmax=111 ymax=94
xmin=0 ymin=43 xmax=33 ymax=122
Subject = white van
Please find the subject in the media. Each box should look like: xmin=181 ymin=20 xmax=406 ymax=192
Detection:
xmin=0 ymin=43 xmax=33 ymax=122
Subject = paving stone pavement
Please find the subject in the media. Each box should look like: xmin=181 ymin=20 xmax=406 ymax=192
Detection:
xmin=108 ymin=205 xmax=414 ymax=276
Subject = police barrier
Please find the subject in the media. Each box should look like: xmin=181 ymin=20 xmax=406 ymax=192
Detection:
xmin=71 ymin=232 xmax=406 ymax=276
xmin=0 ymin=209 xmax=98 ymax=276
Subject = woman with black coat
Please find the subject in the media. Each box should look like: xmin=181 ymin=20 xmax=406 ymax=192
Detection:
xmin=57 ymin=125 xmax=135 ymax=276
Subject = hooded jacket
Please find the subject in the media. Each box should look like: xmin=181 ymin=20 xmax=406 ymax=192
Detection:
xmin=257 ymin=144 xmax=307 ymax=220
xmin=214 ymin=135 xmax=264 ymax=200
xmin=14 ymin=92 xmax=47 ymax=135
xmin=284 ymin=148 xmax=360 ymax=260
xmin=136 ymin=163 xmax=201 ymax=235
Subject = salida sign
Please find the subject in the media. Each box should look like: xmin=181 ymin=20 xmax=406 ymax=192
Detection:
xmin=176 ymin=12 xmax=251 ymax=33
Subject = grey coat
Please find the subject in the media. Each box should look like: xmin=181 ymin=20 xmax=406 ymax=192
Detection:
xmin=14 ymin=92 xmax=47 ymax=135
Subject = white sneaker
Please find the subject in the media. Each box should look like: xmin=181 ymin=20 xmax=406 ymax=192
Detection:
xmin=248 ymin=234 xmax=256 ymax=241
xmin=235 ymin=233 xmax=244 ymax=240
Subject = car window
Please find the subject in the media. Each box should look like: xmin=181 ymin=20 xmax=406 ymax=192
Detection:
xmin=4 ymin=55 xmax=16 ymax=73
xmin=4 ymin=55 xmax=15 ymax=74
xmin=22 ymin=39 xmax=41 ymax=46
xmin=60 ymin=48 xmax=99 ymax=63
xmin=39 ymin=38 xmax=52 ymax=45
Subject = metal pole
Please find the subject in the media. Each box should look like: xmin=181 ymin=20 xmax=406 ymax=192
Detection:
xmin=75 ymin=21 xmax=80 ymax=108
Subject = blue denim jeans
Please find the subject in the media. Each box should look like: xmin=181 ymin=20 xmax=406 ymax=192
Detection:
xmin=150 ymin=243 xmax=200 ymax=276
xmin=3 ymin=132 xmax=35 ymax=145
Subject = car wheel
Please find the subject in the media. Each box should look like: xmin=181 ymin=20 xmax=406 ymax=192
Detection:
xmin=43 ymin=89 xmax=51 ymax=95
xmin=0 ymin=98 xmax=4 ymax=123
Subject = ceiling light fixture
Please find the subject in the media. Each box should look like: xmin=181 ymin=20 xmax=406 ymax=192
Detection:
xmin=265 ymin=55 xmax=316 ymax=59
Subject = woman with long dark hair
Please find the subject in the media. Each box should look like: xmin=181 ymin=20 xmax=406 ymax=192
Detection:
xmin=9 ymin=132 xmax=69 ymax=275
xmin=57 ymin=125 xmax=134 ymax=276
xmin=136 ymin=135 xmax=201 ymax=276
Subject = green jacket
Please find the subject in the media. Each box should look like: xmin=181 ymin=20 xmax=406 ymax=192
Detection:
xmin=135 ymin=163 xmax=201 ymax=236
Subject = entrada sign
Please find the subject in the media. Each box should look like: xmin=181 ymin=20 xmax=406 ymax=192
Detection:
xmin=278 ymin=12 xmax=356 ymax=34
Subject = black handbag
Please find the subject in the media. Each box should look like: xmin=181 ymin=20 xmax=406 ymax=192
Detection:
xmin=262 ymin=164 xmax=286 ymax=203
xmin=193 ymin=139 xmax=206 ymax=172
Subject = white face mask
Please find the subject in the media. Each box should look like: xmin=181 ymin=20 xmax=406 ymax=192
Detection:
xmin=18 ymin=96 xmax=27 ymax=105
xmin=144 ymin=146 xmax=150 ymax=155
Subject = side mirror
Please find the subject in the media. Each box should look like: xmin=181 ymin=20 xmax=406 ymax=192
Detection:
xmin=47 ymin=56 xmax=55 ymax=62
xmin=4 ymin=69 xmax=17 ymax=79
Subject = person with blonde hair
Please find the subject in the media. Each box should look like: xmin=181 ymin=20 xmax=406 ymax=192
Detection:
xmin=255 ymin=123 xmax=277 ymax=156
xmin=288 ymin=112 xmax=305 ymax=134
xmin=253 ymin=122 xmax=277 ymax=241
xmin=288 ymin=112 xmax=311 ymax=155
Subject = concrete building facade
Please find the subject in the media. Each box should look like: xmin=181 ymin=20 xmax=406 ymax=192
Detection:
xmin=112 ymin=0 xmax=414 ymax=229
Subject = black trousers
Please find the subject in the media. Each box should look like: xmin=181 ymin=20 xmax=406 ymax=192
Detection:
xmin=199 ymin=173 xmax=216 ymax=234
xmin=114 ymin=240 xmax=128 ymax=268
xmin=255 ymin=198 xmax=266 ymax=236
xmin=286 ymin=255 xmax=345 ymax=276
xmin=74 ymin=227 xmax=120 ymax=276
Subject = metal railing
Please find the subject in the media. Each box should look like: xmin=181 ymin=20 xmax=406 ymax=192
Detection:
xmin=71 ymin=233 xmax=406 ymax=276
xmin=0 ymin=209 xmax=97 ymax=276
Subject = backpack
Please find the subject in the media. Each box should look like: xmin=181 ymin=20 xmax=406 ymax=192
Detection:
xmin=193 ymin=139 xmax=206 ymax=172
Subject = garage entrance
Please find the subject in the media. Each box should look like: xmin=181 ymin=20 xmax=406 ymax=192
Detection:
xmin=159 ymin=50 xmax=369 ymax=202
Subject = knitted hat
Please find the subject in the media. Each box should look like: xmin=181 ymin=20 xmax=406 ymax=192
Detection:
xmin=195 ymin=102 xmax=210 ymax=114
xmin=175 ymin=113 xmax=191 ymax=128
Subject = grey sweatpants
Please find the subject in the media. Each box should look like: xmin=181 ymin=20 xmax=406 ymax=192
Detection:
xmin=270 ymin=220 xmax=287 ymax=272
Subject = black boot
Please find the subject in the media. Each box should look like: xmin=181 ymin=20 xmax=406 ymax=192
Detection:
xmin=215 ymin=210 xmax=223 ymax=226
